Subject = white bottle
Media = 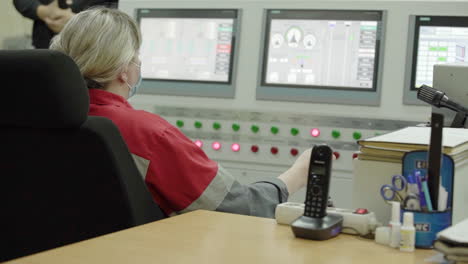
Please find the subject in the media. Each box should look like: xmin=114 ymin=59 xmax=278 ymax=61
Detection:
xmin=400 ymin=212 xmax=416 ymax=252
xmin=389 ymin=201 xmax=401 ymax=248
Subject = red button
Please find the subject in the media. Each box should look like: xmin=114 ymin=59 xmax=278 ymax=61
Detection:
xmin=310 ymin=128 xmax=320 ymax=137
xmin=333 ymin=151 xmax=340 ymax=160
xmin=251 ymin=145 xmax=259 ymax=153
xmin=231 ymin=143 xmax=240 ymax=152
xmin=212 ymin=141 xmax=222 ymax=151
xmin=270 ymin=147 xmax=279 ymax=155
xmin=354 ymin=208 xmax=369 ymax=214
xmin=352 ymin=153 xmax=359 ymax=159
xmin=290 ymin=148 xmax=299 ymax=156
xmin=194 ymin=140 xmax=203 ymax=148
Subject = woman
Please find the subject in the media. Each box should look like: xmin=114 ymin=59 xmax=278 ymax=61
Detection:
xmin=50 ymin=8 xmax=311 ymax=218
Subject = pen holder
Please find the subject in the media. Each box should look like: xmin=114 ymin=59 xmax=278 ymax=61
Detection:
xmin=401 ymin=209 xmax=451 ymax=248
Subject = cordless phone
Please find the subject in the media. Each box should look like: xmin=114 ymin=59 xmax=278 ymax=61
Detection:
xmin=291 ymin=144 xmax=343 ymax=240
xmin=304 ymin=145 xmax=332 ymax=218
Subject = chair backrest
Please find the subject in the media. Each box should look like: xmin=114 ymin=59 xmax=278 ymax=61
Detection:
xmin=0 ymin=50 xmax=166 ymax=262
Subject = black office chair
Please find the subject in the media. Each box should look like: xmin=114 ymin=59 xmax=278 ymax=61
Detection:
xmin=0 ymin=50 xmax=166 ymax=262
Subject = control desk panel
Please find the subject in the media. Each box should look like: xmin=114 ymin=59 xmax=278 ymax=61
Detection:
xmin=153 ymin=106 xmax=416 ymax=206
xmin=119 ymin=0 xmax=467 ymax=207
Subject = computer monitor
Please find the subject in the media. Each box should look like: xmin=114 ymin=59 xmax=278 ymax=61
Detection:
xmin=257 ymin=9 xmax=385 ymax=105
xmin=409 ymin=16 xmax=468 ymax=91
xmin=136 ymin=9 xmax=240 ymax=97
xmin=261 ymin=9 xmax=383 ymax=91
xmin=432 ymin=63 xmax=468 ymax=127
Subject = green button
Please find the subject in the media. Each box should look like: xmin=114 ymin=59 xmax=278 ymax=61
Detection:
xmin=331 ymin=130 xmax=341 ymax=139
xmin=290 ymin=128 xmax=299 ymax=136
xmin=375 ymin=132 xmax=382 ymax=136
xmin=213 ymin=122 xmax=221 ymax=130
xmin=232 ymin=123 xmax=240 ymax=132
xmin=270 ymin=126 xmax=279 ymax=135
xmin=353 ymin=131 xmax=362 ymax=140
xmin=251 ymin=125 xmax=259 ymax=133
xmin=176 ymin=120 xmax=184 ymax=128
xmin=194 ymin=121 xmax=203 ymax=129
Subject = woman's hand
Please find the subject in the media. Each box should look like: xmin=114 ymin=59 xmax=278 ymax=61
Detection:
xmin=278 ymin=148 xmax=312 ymax=194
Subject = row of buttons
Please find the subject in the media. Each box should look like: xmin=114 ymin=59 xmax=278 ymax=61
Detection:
xmin=195 ymin=140 xmax=300 ymax=156
xmin=194 ymin=140 xmax=346 ymax=159
xmin=177 ymin=120 xmax=364 ymax=140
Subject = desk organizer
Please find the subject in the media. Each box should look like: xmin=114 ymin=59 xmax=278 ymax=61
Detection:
xmin=402 ymin=151 xmax=454 ymax=248
xmin=402 ymin=209 xmax=451 ymax=248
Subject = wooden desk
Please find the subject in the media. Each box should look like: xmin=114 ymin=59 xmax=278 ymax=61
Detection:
xmin=5 ymin=210 xmax=444 ymax=264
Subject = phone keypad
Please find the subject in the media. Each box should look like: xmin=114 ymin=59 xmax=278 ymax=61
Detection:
xmin=305 ymin=173 xmax=327 ymax=218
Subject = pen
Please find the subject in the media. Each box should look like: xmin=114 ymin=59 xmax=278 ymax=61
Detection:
xmin=414 ymin=170 xmax=428 ymax=212
xmin=421 ymin=180 xmax=433 ymax=212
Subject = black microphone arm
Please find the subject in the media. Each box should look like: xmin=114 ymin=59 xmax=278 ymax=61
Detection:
xmin=417 ymin=85 xmax=468 ymax=128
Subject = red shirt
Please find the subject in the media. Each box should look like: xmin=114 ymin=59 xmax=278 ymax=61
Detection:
xmin=88 ymin=89 xmax=218 ymax=215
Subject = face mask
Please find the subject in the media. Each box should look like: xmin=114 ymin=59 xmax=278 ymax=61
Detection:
xmin=126 ymin=62 xmax=142 ymax=98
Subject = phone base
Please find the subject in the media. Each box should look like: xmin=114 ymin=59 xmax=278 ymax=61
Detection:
xmin=291 ymin=213 xmax=343 ymax=240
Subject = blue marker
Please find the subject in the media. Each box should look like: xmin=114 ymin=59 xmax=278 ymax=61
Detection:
xmin=406 ymin=173 xmax=420 ymax=195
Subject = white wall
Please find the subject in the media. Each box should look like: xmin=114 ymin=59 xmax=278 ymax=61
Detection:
xmin=0 ymin=1 xmax=33 ymax=49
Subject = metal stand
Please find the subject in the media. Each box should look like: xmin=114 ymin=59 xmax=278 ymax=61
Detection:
xmin=450 ymin=111 xmax=467 ymax=128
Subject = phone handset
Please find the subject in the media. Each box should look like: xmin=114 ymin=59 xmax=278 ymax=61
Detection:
xmin=304 ymin=145 xmax=332 ymax=218
xmin=291 ymin=144 xmax=343 ymax=240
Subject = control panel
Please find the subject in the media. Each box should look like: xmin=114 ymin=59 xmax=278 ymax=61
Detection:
xmin=154 ymin=106 xmax=416 ymax=206
xmin=118 ymin=0 xmax=468 ymax=210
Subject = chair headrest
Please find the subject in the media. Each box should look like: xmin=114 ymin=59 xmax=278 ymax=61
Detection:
xmin=0 ymin=50 xmax=89 ymax=128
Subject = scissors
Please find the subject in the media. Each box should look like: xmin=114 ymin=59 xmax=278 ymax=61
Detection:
xmin=380 ymin=175 xmax=408 ymax=203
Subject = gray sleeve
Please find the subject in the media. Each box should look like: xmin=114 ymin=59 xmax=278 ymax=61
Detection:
xmin=13 ymin=0 xmax=41 ymax=20
xmin=215 ymin=173 xmax=289 ymax=219
xmin=174 ymin=164 xmax=289 ymax=218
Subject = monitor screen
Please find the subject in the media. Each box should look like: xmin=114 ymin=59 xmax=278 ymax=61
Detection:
xmin=137 ymin=9 xmax=238 ymax=84
xmin=410 ymin=16 xmax=468 ymax=90
xmin=261 ymin=10 xmax=383 ymax=91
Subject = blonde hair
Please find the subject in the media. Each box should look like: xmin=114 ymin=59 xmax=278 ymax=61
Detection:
xmin=50 ymin=8 xmax=141 ymax=88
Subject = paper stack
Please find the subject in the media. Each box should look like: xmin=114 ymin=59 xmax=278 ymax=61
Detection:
xmin=357 ymin=127 xmax=468 ymax=164
xmin=435 ymin=218 xmax=468 ymax=263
